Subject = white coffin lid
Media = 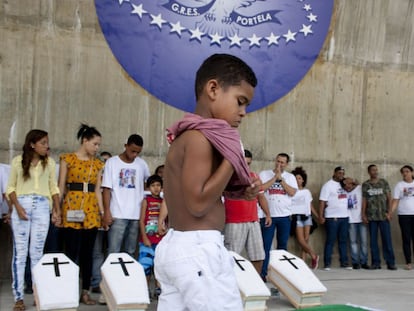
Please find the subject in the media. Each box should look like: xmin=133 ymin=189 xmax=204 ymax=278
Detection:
xmin=229 ymin=251 xmax=270 ymax=297
xmin=269 ymin=250 xmax=327 ymax=294
xmin=101 ymin=252 xmax=150 ymax=305
xmin=32 ymin=253 xmax=79 ymax=310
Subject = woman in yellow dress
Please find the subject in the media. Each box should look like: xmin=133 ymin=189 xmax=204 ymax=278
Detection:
xmin=58 ymin=124 xmax=104 ymax=305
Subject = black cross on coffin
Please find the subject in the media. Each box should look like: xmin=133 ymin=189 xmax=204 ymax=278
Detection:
xmin=42 ymin=257 xmax=70 ymax=277
xmin=279 ymin=254 xmax=299 ymax=269
xmin=110 ymin=257 xmax=135 ymax=276
xmin=233 ymin=256 xmax=246 ymax=271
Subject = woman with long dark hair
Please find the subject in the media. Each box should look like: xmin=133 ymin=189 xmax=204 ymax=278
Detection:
xmin=290 ymin=166 xmax=319 ymax=269
xmin=391 ymin=165 xmax=414 ymax=270
xmin=58 ymin=124 xmax=104 ymax=305
xmin=6 ymin=129 xmax=60 ymax=311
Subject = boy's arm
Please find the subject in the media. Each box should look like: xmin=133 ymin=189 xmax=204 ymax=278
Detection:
xmin=102 ymin=187 xmax=112 ymax=228
xmin=158 ymin=200 xmax=168 ymax=235
xmin=182 ymin=131 xmax=234 ymax=217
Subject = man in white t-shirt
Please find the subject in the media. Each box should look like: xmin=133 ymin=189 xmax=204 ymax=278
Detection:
xmin=342 ymin=178 xmax=369 ymax=270
xmin=102 ymin=134 xmax=150 ymax=257
xmin=259 ymin=153 xmax=298 ymax=280
xmin=319 ymin=166 xmax=350 ymax=270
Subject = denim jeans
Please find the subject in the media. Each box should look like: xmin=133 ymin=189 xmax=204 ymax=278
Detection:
xmin=260 ymin=216 xmax=291 ymax=277
xmin=349 ymin=222 xmax=368 ymax=265
xmin=107 ymin=218 xmax=139 ymax=257
xmin=11 ymin=195 xmax=50 ymax=301
xmin=369 ymin=220 xmax=395 ymax=266
xmin=91 ymin=229 xmax=108 ymax=288
xmin=398 ymin=215 xmax=414 ymax=264
xmin=323 ymin=217 xmax=349 ymax=267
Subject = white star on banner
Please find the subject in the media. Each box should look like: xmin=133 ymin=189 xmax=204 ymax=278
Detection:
xmin=170 ymin=21 xmax=185 ymax=36
xmin=266 ymin=32 xmax=280 ymax=46
xmin=131 ymin=4 xmax=147 ymax=19
xmin=189 ymin=27 xmax=204 ymax=42
xmin=303 ymin=4 xmax=312 ymax=12
xmin=307 ymin=13 xmax=318 ymax=22
xmin=248 ymin=34 xmax=262 ymax=47
xmin=229 ymin=33 xmax=243 ymax=47
xmin=299 ymin=24 xmax=313 ymax=37
xmin=283 ymin=29 xmax=297 ymax=43
xmin=210 ymin=32 xmax=223 ymax=45
xmin=150 ymin=14 xmax=166 ymax=29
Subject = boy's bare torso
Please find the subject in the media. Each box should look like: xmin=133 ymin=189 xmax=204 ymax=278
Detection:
xmin=163 ymin=130 xmax=229 ymax=232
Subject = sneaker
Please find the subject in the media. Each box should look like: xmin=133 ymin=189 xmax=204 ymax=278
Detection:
xmin=404 ymin=264 xmax=412 ymax=270
xmin=91 ymin=286 xmax=101 ymax=294
xmin=311 ymin=255 xmax=319 ymax=270
xmin=352 ymin=264 xmax=360 ymax=270
xmin=154 ymin=287 xmax=161 ymax=299
xmin=270 ymin=288 xmax=279 ymax=297
xmin=323 ymin=266 xmax=331 ymax=271
xmin=387 ymin=265 xmax=397 ymax=270
xmin=340 ymin=264 xmax=353 ymax=270
xmin=98 ymin=294 xmax=106 ymax=305
xmin=370 ymin=264 xmax=381 ymax=270
xmin=361 ymin=264 xmax=371 ymax=270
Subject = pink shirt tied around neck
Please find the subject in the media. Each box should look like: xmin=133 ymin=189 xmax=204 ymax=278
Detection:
xmin=166 ymin=113 xmax=252 ymax=192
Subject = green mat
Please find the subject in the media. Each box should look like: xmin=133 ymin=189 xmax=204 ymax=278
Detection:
xmin=295 ymin=304 xmax=372 ymax=310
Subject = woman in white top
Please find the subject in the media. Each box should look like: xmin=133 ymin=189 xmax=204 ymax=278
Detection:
xmin=391 ymin=165 xmax=414 ymax=270
xmin=291 ymin=167 xmax=319 ymax=270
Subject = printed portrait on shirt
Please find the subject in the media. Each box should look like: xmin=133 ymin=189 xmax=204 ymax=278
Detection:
xmin=119 ymin=168 xmax=137 ymax=188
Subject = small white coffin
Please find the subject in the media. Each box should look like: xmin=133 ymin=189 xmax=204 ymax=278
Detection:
xmin=100 ymin=252 xmax=150 ymax=311
xmin=32 ymin=253 xmax=79 ymax=311
xmin=267 ymin=250 xmax=327 ymax=309
xmin=229 ymin=251 xmax=270 ymax=311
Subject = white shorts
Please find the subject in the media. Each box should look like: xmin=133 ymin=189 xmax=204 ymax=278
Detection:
xmin=154 ymin=229 xmax=243 ymax=311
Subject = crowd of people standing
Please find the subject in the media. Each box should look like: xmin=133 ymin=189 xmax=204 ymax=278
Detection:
xmin=1 ymin=125 xmax=414 ymax=310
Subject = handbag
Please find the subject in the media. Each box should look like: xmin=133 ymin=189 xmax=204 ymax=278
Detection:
xmin=66 ymin=210 xmax=86 ymax=222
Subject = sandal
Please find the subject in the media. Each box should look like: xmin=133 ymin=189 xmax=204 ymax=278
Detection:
xmin=13 ymin=300 xmax=25 ymax=311
xmin=80 ymin=290 xmax=96 ymax=305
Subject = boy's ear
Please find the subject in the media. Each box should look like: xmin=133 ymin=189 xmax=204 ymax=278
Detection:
xmin=205 ymin=79 xmax=219 ymax=100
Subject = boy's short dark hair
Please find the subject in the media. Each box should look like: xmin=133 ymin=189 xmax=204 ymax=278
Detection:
xmin=127 ymin=134 xmax=143 ymax=147
xmin=195 ymin=54 xmax=257 ymax=100
xmin=146 ymin=174 xmax=163 ymax=188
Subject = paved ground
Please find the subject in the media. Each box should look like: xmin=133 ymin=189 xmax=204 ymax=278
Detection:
xmin=1 ymin=265 xmax=414 ymax=310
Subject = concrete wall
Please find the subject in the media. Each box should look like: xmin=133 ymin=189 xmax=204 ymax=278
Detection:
xmin=1 ymin=0 xmax=414 ymax=273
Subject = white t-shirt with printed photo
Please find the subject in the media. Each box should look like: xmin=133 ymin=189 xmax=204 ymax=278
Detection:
xmin=102 ymin=155 xmax=150 ymax=220
xmin=347 ymin=185 xmax=362 ymax=223
xmin=393 ymin=180 xmax=414 ymax=215
xmin=319 ymin=179 xmax=348 ymax=218
xmin=259 ymin=170 xmax=298 ymax=217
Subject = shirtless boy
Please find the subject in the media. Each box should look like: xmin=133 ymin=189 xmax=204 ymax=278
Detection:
xmin=154 ymin=54 xmax=260 ymax=310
